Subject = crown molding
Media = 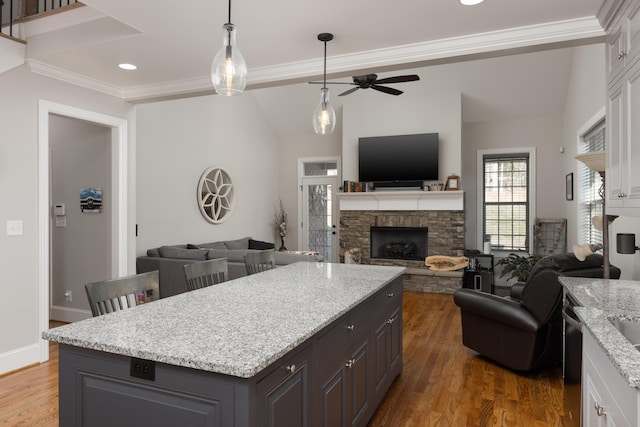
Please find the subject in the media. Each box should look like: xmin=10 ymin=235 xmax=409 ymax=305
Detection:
xmin=597 ymin=0 xmax=627 ymax=30
xmin=249 ymin=16 xmax=605 ymax=86
xmin=27 ymin=58 xmax=124 ymax=98
xmin=29 ymin=16 xmax=605 ymax=103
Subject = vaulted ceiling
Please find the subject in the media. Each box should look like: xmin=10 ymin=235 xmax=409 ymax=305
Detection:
xmin=24 ymin=0 xmax=606 ymax=102
xmin=18 ymin=1 xmax=610 ymax=135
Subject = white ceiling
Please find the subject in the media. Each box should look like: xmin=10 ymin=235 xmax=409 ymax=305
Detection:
xmin=20 ymin=0 xmax=608 ymax=134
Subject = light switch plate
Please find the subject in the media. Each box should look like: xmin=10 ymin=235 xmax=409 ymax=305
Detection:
xmin=7 ymin=220 xmax=23 ymax=236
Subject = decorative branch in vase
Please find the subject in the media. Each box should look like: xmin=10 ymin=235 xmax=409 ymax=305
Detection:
xmin=273 ymin=200 xmax=288 ymax=252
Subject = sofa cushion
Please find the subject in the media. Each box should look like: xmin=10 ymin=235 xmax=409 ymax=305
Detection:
xmin=249 ymin=239 xmax=276 ymax=250
xmin=158 ymin=246 xmax=209 ymax=260
xmin=223 ymin=236 xmax=251 ymax=250
xmin=207 ymin=248 xmax=260 ymax=263
xmin=532 ymin=253 xmax=603 ymax=276
xmin=193 ymin=241 xmax=227 ymax=250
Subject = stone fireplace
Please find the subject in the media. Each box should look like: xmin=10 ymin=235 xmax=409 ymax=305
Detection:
xmin=339 ymin=191 xmax=465 ymax=293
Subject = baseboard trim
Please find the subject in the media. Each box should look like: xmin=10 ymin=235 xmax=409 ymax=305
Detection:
xmin=0 ymin=343 xmax=40 ymax=376
xmin=50 ymin=305 xmax=91 ymax=323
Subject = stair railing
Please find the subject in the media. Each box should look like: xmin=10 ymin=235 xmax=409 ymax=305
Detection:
xmin=1 ymin=0 xmax=78 ymax=39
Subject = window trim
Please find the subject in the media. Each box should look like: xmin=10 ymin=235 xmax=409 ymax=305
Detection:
xmin=476 ymin=147 xmax=537 ymax=254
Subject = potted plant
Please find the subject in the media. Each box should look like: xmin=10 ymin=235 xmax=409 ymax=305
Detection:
xmin=273 ymin=199 xmax=288 ymax=251
xmin=496 ymin=253 xmax=543 ymax=283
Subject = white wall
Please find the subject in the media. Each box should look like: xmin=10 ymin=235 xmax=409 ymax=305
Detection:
xmin=50 ymin=115 xmax=111 ymax=321
xmin=0 ymin=65 xmax=134 ymax=375
xmin=463 ymin=114 xmax=565 ymax=249
xmin=135 ymin=92 xmax=280 ymax=253
xmin=561 ymin=44 xmax=606 ymax=250
xmin=342 ymin=89 xmax=462 ymax=183
xmin=277 ymin=129 xmax=342 ymax=251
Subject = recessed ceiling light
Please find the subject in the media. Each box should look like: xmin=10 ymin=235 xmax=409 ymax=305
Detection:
xmin=118 ymin=63 xmax=137 ymax=70
xmin=460 ymin=0 xmax=484 ymax=5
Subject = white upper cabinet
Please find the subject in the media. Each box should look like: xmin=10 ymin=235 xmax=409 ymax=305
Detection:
xmin=606 ymin=0 xmax=640 ymax=215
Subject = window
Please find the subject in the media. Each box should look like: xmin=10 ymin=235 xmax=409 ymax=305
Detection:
xmin=481 ymin=152 xmax=532 ymax=252
xmin=578 ymin=121 xmax=605 ymax=245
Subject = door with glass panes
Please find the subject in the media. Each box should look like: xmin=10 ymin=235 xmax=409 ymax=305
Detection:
xmin=299 ymin=160 xmax=339 ymax=263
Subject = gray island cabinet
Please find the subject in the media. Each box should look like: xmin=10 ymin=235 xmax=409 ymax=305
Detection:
xmin=44 ymin=262 xmax=405 ymax=427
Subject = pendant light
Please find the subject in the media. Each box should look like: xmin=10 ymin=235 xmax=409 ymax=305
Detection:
xmin=211 ymin=0 xmax=247 ymax=96
xmin=312 ymin=33 xmax=336 ymax=135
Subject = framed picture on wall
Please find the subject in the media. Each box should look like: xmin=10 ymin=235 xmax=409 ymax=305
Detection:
xmin=565 ymin=173 xmax=573 ymax=201
xmin=80 ymin=187 xmax=103 ymax=213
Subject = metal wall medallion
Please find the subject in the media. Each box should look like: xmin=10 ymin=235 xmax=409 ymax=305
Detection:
xmin=197 ymin=166 xmax=235 ymax=224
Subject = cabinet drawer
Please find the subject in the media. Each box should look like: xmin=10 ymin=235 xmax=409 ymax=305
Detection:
xmin=371 ymin=279 xmax=402 ymax=314
xmin=317 ymin=306 xmax=369 ymax=360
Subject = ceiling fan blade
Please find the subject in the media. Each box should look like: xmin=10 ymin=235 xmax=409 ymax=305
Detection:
xmin=373 ymin=75 xmax=420 ymax=84
xmin=339 ymin=87 xmax=360 ymax=96
xmin=308 ymin=81 xmax=356 ymax=85
xmin=371 ymin=85 xmax=403 ymax=96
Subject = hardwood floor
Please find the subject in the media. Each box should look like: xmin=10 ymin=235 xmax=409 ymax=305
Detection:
xmin=0 ymin=294 xmax=579 ymax=426
xmin=368 ymin=292 xmax=580 ymax=427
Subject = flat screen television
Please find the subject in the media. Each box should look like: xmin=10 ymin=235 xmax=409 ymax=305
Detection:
xmin=358 ymin=133 xmax=439 ymax=185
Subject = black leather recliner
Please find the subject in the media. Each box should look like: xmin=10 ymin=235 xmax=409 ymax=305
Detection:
xmin=453 ymin=253 xmax=620 ymax=371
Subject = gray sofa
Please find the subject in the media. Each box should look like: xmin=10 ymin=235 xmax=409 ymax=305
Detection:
xmin=136 ymin=236 xmax=324 ymax=298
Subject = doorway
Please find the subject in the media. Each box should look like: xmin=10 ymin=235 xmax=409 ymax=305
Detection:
xmin=298 ymin=158 xmax=340 ymax=262
xmin=37 ymin=100 xmax=128 ymax=362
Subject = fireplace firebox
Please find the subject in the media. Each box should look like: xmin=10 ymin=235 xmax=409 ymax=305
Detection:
xmin=370 ymin=226 xmax=428 ymax=261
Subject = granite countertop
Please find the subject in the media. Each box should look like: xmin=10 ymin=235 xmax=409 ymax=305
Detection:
xmin=560 ymin=277 xmax=640 ymax=388
xmin=43 ymin=262 xmax=405 ymax=378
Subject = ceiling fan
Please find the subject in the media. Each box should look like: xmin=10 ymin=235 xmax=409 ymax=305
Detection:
xmin=309 ymin=73 xmax=420 ymax=96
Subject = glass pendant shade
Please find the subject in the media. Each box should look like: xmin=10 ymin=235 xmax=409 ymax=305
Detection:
xmin=211 ymin=23 xmax=247 ymax=96
xmin=313 ymin=87 xmax=336 ymax=134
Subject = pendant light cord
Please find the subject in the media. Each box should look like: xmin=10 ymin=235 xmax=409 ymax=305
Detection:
xmin=227 ymin=0 xmax=232 ymax=24
xmin=323 ymin=40 xmax=327 ymax=90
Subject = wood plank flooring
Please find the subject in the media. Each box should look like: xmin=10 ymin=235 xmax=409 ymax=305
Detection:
xmin=0 ymin=293 xmax=580 ymax=426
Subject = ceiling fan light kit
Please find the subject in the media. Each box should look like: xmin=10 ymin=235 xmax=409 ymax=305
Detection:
xmin=312 ymin=33 xmax=336 ymax=135
xmin=211 ymin=0 xmax=247 ymax=96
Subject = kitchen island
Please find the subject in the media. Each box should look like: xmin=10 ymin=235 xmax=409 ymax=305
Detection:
xmin=560 ymin=277 xmax=640 ymax=426
xmin=44 ymin=262 xmax=405 ymax=427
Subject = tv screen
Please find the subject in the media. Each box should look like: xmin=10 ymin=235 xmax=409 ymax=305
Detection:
xmin=358 ymin=133 xmax=439 ymax=183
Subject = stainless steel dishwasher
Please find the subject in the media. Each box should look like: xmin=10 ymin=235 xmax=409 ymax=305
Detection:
xmin=562 ymin=289 xmax=582 ymax=383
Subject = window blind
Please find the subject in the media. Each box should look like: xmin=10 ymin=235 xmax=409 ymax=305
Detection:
xmin=578 ymin=121 xmax=605 ymax=245
xmin=483 ymin=154 xmax=530 ymax=251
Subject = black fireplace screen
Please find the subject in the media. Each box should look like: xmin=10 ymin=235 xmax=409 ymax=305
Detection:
xmin=370 ymin=226 xmax=428 ymax=261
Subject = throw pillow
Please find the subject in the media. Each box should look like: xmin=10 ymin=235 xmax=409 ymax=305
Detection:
xmin=249 ymin=239 xmax=275 ymax=250
xmin=146 ymin=248 xmax=160 ymax=257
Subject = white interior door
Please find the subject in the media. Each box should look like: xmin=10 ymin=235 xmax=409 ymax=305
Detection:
xmin=302 ymin=176 xmax=339 ymax=262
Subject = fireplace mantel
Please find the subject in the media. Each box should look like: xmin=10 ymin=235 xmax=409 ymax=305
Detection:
xmin=339 ymin=190 xmax=463 ymax=211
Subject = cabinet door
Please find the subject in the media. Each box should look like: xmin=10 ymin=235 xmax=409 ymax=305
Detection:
xmin=607 ymin=81 xmax=625 ymax=207
xmin=257 ymin=347 xmax=310 ymax=427
xmin=583 ymin=373 xmax=607 ymax=427
xmin=345 ymin=340 xmax=370 ymax=427
xmin=319 ymin=367 xmax=346 ymax=427
xmin=388 ymin=308 xmax=402 ymax=373
xmin=608 ymin=24 xmax=626 ymax=83
xmin=623 ymin=61 xmax=640 ymax=207
xmin=626 ymin=2 xmax=640 ymax=66
xmin=373 ymin=307 xmax=401 ymax=395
